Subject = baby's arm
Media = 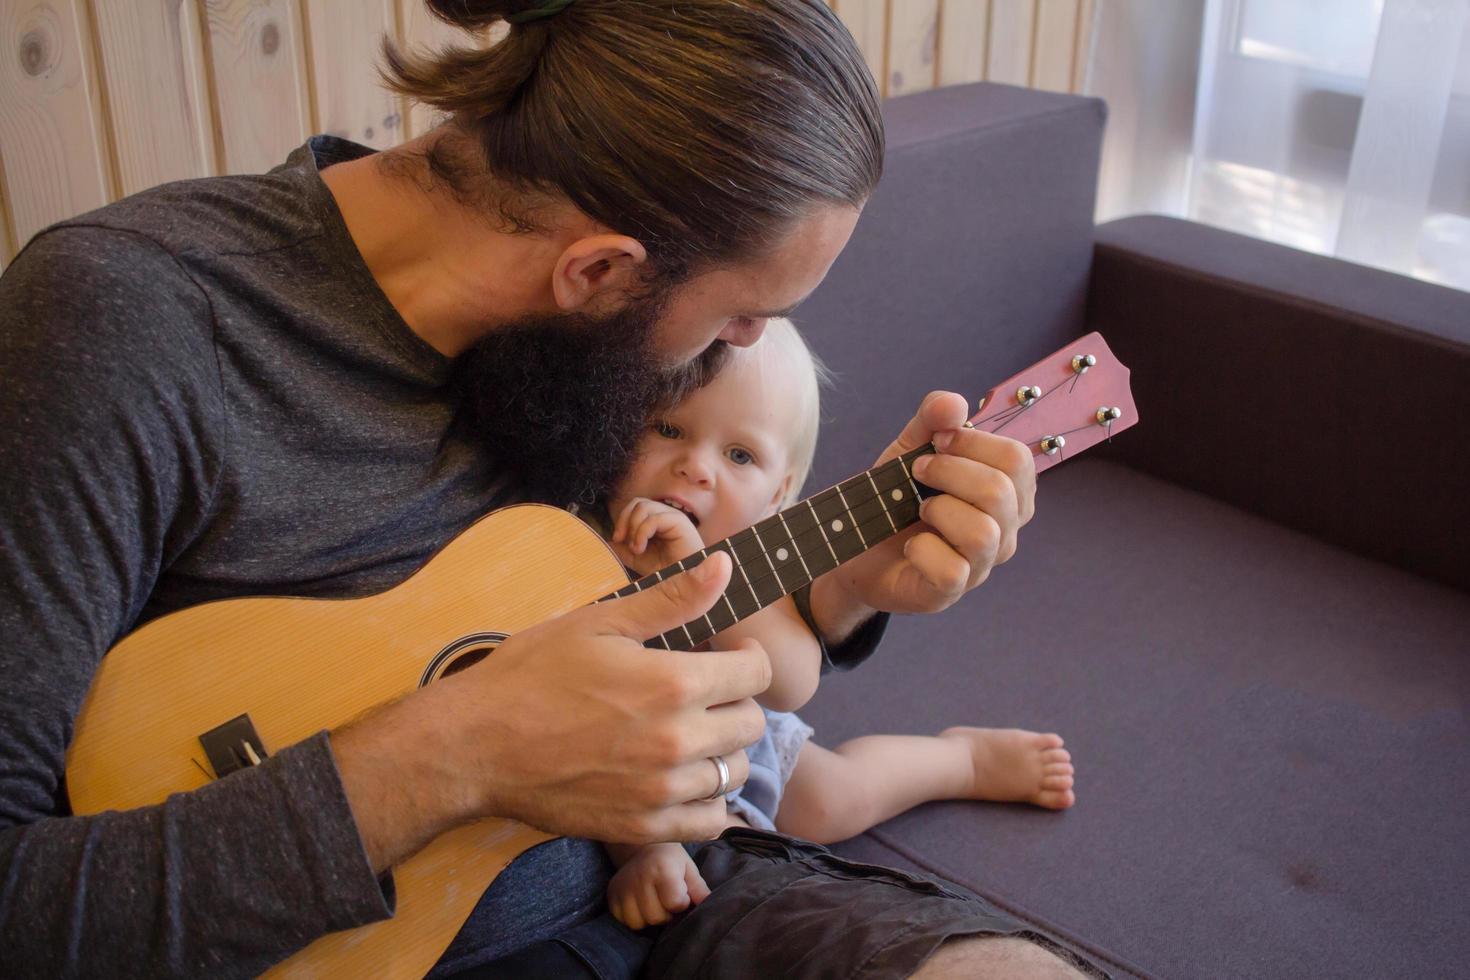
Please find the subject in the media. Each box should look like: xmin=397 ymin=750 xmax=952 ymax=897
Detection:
xmin=604 ymin=810 xmax=748 ymax=930
xmin=709 ymin=598 xmax=821 ymax=712
xmin=611 ymin=499 xmax=822 ymax=712
xmin=609 ymin=497 xmax=706 ymax=576
xmin=604 ymin=841 xmax=710 ymax=930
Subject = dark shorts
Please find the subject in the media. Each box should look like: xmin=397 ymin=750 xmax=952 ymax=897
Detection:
xmin=455 ymin=828 xmax=1108 ymax=980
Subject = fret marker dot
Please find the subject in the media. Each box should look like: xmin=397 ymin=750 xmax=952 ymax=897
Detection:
xmin=831 ymin=519 xmax=844 ymax=532
xmin=891 ymin=489 xmax=903 ymax=501
xmin=776 ymin=547 xmax=789 ymax=561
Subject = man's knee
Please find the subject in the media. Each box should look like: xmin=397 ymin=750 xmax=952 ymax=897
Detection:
xmin=910 ymin=934 xmax=1092 ymax=980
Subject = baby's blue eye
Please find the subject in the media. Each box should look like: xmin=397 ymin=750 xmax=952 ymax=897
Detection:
xmin=655 ymin=420 xmax=680 ymax=439
xmin=728 ymin=447 xmax=754 ymax=465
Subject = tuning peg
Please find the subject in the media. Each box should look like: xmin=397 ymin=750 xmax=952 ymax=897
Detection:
xmin=1096 ymin=406 xmax=1122 ymax=424
xmin=1015 ymin=385 xmax=1042 ymax=406
xmin=1040 ymin=434 xmax=1066 ymax=455
xmin=1072 ymin=354 xmax=1097 ymax=374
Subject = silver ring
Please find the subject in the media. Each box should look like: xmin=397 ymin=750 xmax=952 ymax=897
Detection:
xmin=701 ymin=755 xmax=731 ymax=801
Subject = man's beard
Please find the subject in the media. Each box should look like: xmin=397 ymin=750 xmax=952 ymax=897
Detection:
xmin=452 ymin=295 xmax=729 ymax=508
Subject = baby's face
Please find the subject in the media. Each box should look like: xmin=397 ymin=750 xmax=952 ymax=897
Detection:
xmin=611 ymin=346 xmax=801 ymax=546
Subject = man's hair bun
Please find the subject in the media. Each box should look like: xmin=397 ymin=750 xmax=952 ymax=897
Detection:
xmin=385 ymin=0 xmax=884 ymax=287
xmin=426 ymin=1 xmax=534 ymax=31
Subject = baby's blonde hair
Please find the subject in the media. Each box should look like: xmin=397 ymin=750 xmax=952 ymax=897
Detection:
xmin=744 ymin=317 xmax=831 ymax=509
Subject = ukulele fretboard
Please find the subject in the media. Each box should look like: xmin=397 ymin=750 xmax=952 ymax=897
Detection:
xmin=599 ymin=445 xmax=936 ymax=651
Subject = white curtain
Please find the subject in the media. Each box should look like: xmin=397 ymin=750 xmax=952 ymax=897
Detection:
xmin=1085 ymin=1 xmax=1206 ymax=225
xmin=1088 ymin=0 xmax=1470 ymax=292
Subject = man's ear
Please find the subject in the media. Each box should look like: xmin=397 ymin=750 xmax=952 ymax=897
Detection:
xmin=552 ymin=234 xmax=648 ymax=312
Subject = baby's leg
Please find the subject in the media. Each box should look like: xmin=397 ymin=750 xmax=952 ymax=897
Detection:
xmin=775 ymin=729 xmax=1075 ymax=845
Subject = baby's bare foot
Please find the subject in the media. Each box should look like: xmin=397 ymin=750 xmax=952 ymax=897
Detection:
xmin=940 ymin=727 xmax=1076 ymax=810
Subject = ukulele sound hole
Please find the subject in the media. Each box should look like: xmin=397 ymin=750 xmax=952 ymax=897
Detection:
xmin=440 ymin=647 xmax=493 ymax=678
xmin=419 ymin=632 xmax=509 ymax=688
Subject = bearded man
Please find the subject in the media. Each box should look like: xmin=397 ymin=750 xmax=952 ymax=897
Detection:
xmin=0 ymin=2 xmax=1098 ymax=977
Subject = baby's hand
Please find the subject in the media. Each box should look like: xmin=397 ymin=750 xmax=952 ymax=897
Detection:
xmin=607 ymin=842 xmax=712 ymax=930
xmin=611 ymin=497 xmax=704 ymax=574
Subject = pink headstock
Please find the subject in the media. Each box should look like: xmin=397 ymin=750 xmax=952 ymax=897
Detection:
xmin=968 ymin=331 xmax=1137 ymax=474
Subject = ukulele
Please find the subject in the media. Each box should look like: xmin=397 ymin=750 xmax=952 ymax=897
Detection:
xmin=64 ymin=331 xmax=1136 ymax=978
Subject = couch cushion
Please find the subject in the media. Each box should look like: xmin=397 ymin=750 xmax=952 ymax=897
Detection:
xmin=801 ymin=457 xmax=1470 ymax=979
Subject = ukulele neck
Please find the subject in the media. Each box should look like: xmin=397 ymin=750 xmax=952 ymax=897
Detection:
xmin=601 ymin=445 xmax=936 ymax=652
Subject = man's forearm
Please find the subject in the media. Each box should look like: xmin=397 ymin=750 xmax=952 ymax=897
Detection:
xmin=0 ymin=734 xmax=391 ymax=979
xmin=332 ymin=682 xmax=477 ymax=874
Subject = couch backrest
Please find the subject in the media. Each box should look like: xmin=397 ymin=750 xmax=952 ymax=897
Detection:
xmin=794 ymin=82 xmax=1106 ymax=491
xmin=1090 ymin=214 xmax=1470 ymax=594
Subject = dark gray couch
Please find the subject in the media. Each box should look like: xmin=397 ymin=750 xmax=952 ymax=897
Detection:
xmin=794 ymin=82 xmax=1470 ymax=979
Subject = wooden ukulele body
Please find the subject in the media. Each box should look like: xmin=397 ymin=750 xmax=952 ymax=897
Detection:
xmin=66 ymin=504 xmax=630 ymax=979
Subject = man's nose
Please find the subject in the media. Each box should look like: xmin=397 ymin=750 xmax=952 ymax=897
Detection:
xmin=718 ymin=317 xmax=769 ymax=348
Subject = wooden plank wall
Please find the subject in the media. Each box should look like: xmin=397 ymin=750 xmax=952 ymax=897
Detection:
xmin=833 ymin=0 xmax=1094 ymax=98
xmin=0 ymin=0 xmax=1093 ymax=269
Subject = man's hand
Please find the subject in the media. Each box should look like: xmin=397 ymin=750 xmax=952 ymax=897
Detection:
xmin=607 ymin=842 xmax=712 ymax=930
xmin=812 ymin=391 xmax=1037 ymax=637
xmin=610 ymin=497 xmax=705 ymax=575
xmin=333 ymin=552 xmax=770 ymax=872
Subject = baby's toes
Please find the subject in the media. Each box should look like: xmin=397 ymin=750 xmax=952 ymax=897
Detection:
xmin=1040 ymin=746 xmax=1071 ymax=766
xmin=1043 ymin=757 xmax=1074 ymax=777
xmin=1038 ymin=786 xmax=1077 ymax=809
xmin=1037 ymin=764 xmax=1076 ymax=809
xmin=1041 ymin=770 xmax=1074 ymax=790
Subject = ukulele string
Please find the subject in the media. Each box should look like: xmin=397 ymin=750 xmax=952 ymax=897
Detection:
xmin=627 ymin=471 xmax=920 ymax=614
xmin=662 ymin=406 xmax=1121 ymax=640
xmin=654 ymin=368 xmax=1118 ymax=634
xmin=984 ymin=378 xmax=1071 ymax=435
xmin=985 ymin=403 xmax=1031 ymax=435
xmin=699 ymin=408 xmax=1113 ymax=602
xmin=673 ymin=402 xmax=1115 ymax=627
xmin=1053 ymin=421 xmax=1101 ymax=440
xmin=1024 ymin=419 xmax=1104 ymax=457
xmin=729 ymin=505 xmax=909 ymax=599
xmin=697 ymin=405 xmax=1114 ymax=627
xmin=659 ymin=404 xmax=1119 ymax=613
xmin=654 ymin=503 xmax=917 ymax=640
xmin=972 ymin=403 xmax=1027 ymax=430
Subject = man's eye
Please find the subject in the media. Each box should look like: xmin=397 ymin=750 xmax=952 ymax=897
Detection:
xmin=655 ymin=420 xmax=680 ymax=439
xmin=728 ymin=447 xmax=754 ymax=465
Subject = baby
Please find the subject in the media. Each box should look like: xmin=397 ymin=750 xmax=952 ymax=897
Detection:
xmin=601 ymin=319 xmax=1076 ymax=931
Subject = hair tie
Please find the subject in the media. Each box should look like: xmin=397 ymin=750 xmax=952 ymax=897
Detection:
xmin=506 ymin=0 xmax=578 ymax=24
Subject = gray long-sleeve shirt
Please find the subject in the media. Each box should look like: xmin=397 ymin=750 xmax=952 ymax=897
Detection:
xmin=0 ymin=136 xmax=885 ymax=978
xmin=0 ymin=137 xmax=549 ymax=977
